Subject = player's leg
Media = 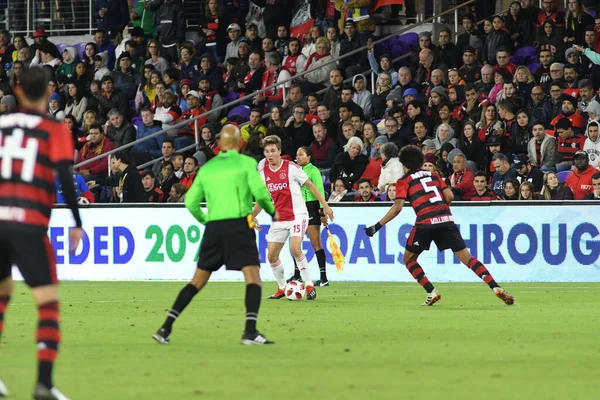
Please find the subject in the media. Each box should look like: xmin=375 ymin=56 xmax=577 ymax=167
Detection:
xmin=153 ymin=268 xmax=212 ymax=344
xmin=454 ymin=249 xmax=514 ymax=305
xmin=266 ymin=240 xmax=287 ymax=298
xmin=288 ymin=258 xmax=301 ymax=283
xmin=240 ymin=266 xmax=273 ymax=345
xmin=306 ymin=225 xmax=329 ymax=286
xmin=403 ymin=250 xmax=441 ymax=306
xmin=0 ymin=275 xmax=14 ymax=398
xmin=289 ymin=221 xmax=316 ymax=299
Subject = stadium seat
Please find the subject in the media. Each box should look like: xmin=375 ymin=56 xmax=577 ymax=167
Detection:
xmin=556 ymin=171 xmax=571 ymax=184
xmin=374 ymin=39 xmax=390 ymax=60
xmin=132 ymin=116 xmax=143 ymax=128
xmin=227 ymin=105 xmax=251 ymax=121
xmin=589 ymin=9 xmax=596 ymax=17
xmin=379 ymin=193 xmax=387 ymax=201
xmin=388 ymin=40 xmax=412 ymax=67
xmin=73 ymin=43 xmax=87 ymax=61
xmin=398 ymin=32 xmax=419 ymax=50
xmin=527 ymin=63 xmax=541 ymax=75
xmin=511 ymin=46 xmax=537 ymax=66
xmin=56 ymin=43 xmax=69 ymax=56
xmin=224 ymin=92 xmax=239 ymax=104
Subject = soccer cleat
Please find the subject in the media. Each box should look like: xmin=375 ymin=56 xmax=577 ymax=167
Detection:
xmin=305 ymin=285 xmax=317 ymax=300
xmin=422 ymin=289 xmax=441 ymax=306
xmin=152 ymin=327 xmax=171 ymax=344
xmin=33 ymin=383 xmax=71 ymax=400
xmin=494 ymin=287 xmax=514 ymax=305
xmin=241 ymin=331 xmax=274 ymax=345
xmin=314 ymin=280 xmax=330 ymax=287
xmin=286 ymin=275 xmax=301 ymax=283
xmin=268 ymin=288 xmax=286 ymax=299
xmin=0 ymin=376 xmax=9 ymax=397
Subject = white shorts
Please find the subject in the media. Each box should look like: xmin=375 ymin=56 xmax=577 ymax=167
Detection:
xmin=266 ymin=218 xmax=308 ymax=243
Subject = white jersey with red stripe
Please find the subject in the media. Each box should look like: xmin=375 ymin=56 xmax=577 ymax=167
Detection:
xmin=260 ymin=159 xmax=308 ymax=222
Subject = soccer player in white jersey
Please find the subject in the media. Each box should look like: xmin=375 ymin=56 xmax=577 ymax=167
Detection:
xmin=253 ymin=135 xmax=334 ymax=300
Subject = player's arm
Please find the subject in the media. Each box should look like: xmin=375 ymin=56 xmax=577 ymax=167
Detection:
xmin=303 ymin=179 xmax=334 ymax=221
xmin=55 ymin=161 xmax=83 ymax=253
xmin=364 ymin=199 xmax=405 ymax=237
xmin=442 ymin=187 xmax=454 ymax=205
xmin=184 ymin=176 xmax=207 ymax=224
xmin=248 ymin=167 xmax=277 ymax=219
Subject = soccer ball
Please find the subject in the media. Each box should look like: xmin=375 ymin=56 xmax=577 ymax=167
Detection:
xmin=285 ymin=281 xmax=305 ymax=301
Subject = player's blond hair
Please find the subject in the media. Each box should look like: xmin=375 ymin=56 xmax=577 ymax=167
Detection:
xmin=262 ymin=135 xmax=282 ymax=150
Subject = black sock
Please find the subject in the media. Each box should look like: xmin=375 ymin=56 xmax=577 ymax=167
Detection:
xmin=163 ymin=284 xmax=199 ymax=331
xmin=292 ymin=259 xmax=301 ymax=279
xmin=315 ymin=249 xmax=327 ymax=281
xmin=245 ymin=284 xmax=261 ymax=333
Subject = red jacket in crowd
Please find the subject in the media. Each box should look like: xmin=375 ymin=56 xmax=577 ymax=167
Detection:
xmin=450 ymin=168 xmax=475 ymax=201
xmin=565 ymin=165 xmax=597 ymax=200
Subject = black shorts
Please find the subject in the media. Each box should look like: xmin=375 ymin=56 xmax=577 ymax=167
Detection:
xmin=405 ymin=223 xmax=467 ymax=254
xmin=197 ymin=217 xmax=260 ymax=272
xmin=306 ymin=201 xmax=322 ymax=226
xmin=0 ymin=230 xmax=58 ymax=287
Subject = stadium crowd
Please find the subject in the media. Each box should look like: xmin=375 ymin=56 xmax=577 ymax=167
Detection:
xmin=1 ymin=0 xmax=600 ymax=204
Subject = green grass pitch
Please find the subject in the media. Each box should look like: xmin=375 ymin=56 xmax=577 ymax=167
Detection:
xmin=1 ymin=282 xmax=599 ymax=400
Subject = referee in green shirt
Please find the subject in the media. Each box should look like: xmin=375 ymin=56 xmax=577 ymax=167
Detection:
xmin=152 ymin=125 xmax=279 ymax=346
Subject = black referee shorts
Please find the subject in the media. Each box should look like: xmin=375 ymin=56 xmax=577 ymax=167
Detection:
xmin=306 ymin=201 xmax=322 ymax=226
xmin=405 ymin=222 xmax=467 ymax=254
xmin=197 ymin=217 xmax=260 ymax=272
xmin=0 ymin=230 xmax=58 ymax=287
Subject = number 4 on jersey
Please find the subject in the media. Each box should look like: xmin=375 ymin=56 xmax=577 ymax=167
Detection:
xmin=421 ymin=177 xmax=442 ymax=203
xmin=0 ymin=128 xmax=39 ymax=182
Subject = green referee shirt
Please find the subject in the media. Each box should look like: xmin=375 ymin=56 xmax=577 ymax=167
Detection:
xmin=185 ymin=151 xmax=276 ymax=224
xmin=301 ymin=163 xmax=325 ymax=207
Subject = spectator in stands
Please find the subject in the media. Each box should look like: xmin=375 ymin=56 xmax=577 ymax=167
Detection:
xmin=281 ymin=85 xmax=307 ymax=120
xmin=562 ymin=62 xmax=580 ymax=97
xmin=539 ymin=171 xmax=574 ymax=199
xmin=156 ymin=161 xmax=178 ymax=199
xmin=310 ymin=122 xmax=337 ymax=169
xmin=529 ymin=121 xmax=558 ymax=172
xmin=154 ymin=89 xmax=182 ymax=137
xmin=535 ymin=49 xmax=554 ymax=85
xmin=506 ymin=0 xmax=535 ymax=48
xmin=152 ymin=139 xmax=175 ymax=176
xmin=147 ymin=0 xmax=185 ymax=64
xmin=317 ymin=103 xmax=337 ymax=140
xmin=198 ymin=54 xmax=223 ymax=95
xmin=582 ymin=172 xmax=600 ymax=199
xmin=407 ymin=100 xmax=434 ymax=137
xmin=377 ymin=142 xmax=403 ymax=193
xmin=242 ymin=130 xmax=265 ymax=161
xmin=366 ymin=39 xmax=397 ymax=86
xmin=112 ymin=53 xmax=141 ymax=100
xmin=513 ymin=66 xmax=535 ymax=100
xmin=142 ymin=170 xmax=164 ymax=202
xmin=527 ymin=85 xmax=549 ymax=125
xmin=56 ymin=46 xmax=76 ymax=79
xmin=269 ymin=105 xmax=285 ymax=128
xmin=31 ymin=42 xmax=61 ymax=69
xmin=361 ymin=121 xmax=378 ymax=157
xmin=564 ymin=0 xmax=594 ymax=45
xmin=329 ymin=178 xmax=351 ymax=203
xmin=458 ymin=47 xmax=482 ymax=84
xmin=457 ymin=14 xmax=480 ymax=55
xmin=244 ymin=22 xmax=262 ymax=52
xmin=252 ymin=52 xmax=291 ymax=110
xmin=76 ymin=124 xmax=116 ymax=179
xmin=0 ymin=95 xmax=16 ymax=115
xmin=501 ymin=177 xmax=520 ymax=200
xmin=262 ymin=37 xmax=276 ymax=58
xmin=322 ymin=69 xmax=344 ymax=113
xmin=95 ymin=0 xmax=129 ymax=39
xmin=491 ymin=153 xmax=518 ymax=196
xmin=483 ymin=16 xmax=512 ymax=66
xmin=330 ymin=136 xmax=368 ymax=188
xmin=0 ymin=30 xmax=15 ymax=68
xmin=543 ymin=81 xmax=564 ymax=123
xmin=410 ymin=32 xmax=435 ymax=70
xmin=584 ymin=121 xmax=600 ymax=168
xmin=145 ymin=39 xmax=168 ymax=74
xmin=302 ymin=37 xmax=335 ymax=88
xmin=471 ymin=171 xmax=498 ymax=201
xmin=508 ymin=109 xmax=534 ymax=156
xmin=234 ymin=50 xmax=264 ymax=98
xmin=199 ymin=0 xmax=223 ymax=61
xmin=514 ymin=153 xmax=544 ymax=192
xmin=371 ymin=72 xmax=393 ymax=120
xmin=410 ymin=120 xmax=431 ymax=148
xmin=179 ymin=156 xmax=198 ymax=190
xmin=167 ymin=183 xmax=186 ymax=203
xmin=82 ymin=110 xmax=98 ymax=135
xmin=519 ymin=181 xmax=535 ymax=200
xmin=172 ymin=90 xmax=206 ymax=149
xmin=497 ymin=99 xmax=517 ymax=141
xmin=352 ymin=74 xmax=373 ymax=120
xmin=131 ymin=108 xmax=166 ymax=159
xmin=64 ymin=83 xmax=88 ymax=124
xmin=98 ymin=76 xmax=128 ymax=124
xmin=449 ymin=152 xmax=475 ymax=201
xmin=436 ymin=28 xmax=460 ymax=69
xmin=577 ymin=79 xmax=597 ymax=113
xmin=566 ymin=150 xmax=597 ymax=199
xmin=241 ymin=108 xmax=267 ymax=142
xmin=351 ymin=113 xmax=365 ymax=137
xmin=520 ymin=0 xmax=542 ymax=24
xmin=336 ymin=105 xmax=354 ymax=143
xmin=537 ymin=19 xmax=565 ymax=62
xmin=193 ymin=124 xmax=218 ymax=166
xmin=434 ymin=123 xmax=459 ymax=151
xmin=351 ymin=179 xmax=381 ymax=203
xmin=477 ymin=104 xmax=504 ymax=142
xmin=93 ymin=30 xmax=116 ymax=70
xmin=177 ymin=47 xmax=200 ymax=88
xmin=106 ymin=108 xmax=135 ymax=148
xmin=552 ymin=97 xmax=586 ymax=137
xmin=285 ymin=105 xmax=313 ymax=155
xmin=90 ymin=151 xmax=146 ymax=203
xmin=48 ymin=93 xmax=66 ymax=121
xmin=30 ymin=28 xmax=49 ymax=55
xmin=384 ymin=183 xmax=396 ymax=201
xmin=475 ymin=64 xmax=495 ymax=94
xmin=225 ymin=23 xmax=243 ymax=61
xmin=282 ymin=38 xmax=306 ymax=77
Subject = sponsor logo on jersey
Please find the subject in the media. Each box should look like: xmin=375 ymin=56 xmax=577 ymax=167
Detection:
xmin=279 ymin=172 xmax=287 ymax=180
xmin=267 ymin=182 xmax=288 ymax=192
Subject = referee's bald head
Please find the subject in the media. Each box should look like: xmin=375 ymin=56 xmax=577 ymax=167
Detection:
xmin=15 ymin=66 xmax=53 ymax=102
xmin=220 ymin=124 xmax=241 ymax=151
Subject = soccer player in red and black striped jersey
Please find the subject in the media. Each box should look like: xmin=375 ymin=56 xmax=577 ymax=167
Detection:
xmin=0 ymin=67 xmax=83 ymax=400
xmin=365 ymin=146 xmax=514 ymax=307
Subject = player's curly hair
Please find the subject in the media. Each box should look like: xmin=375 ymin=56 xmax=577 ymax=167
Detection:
xmin=399 ymin=145 xmax=424 ymax=171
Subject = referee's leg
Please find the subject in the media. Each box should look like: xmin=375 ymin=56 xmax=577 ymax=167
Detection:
xmin=241 ymin=265 xmax=274 ymax=345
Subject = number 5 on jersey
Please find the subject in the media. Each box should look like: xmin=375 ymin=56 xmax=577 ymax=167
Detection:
xmin=421 ymin=177 xmax=442 ymax=203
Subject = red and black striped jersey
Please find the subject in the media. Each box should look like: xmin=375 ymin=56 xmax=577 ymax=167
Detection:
xmin=0 ymin=111 xmax=74 ymax=231
xmin=396 ymin=169 xmax=453 ymax=225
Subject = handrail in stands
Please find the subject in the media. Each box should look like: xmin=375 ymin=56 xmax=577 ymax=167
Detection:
xmin=74 ymin=0 xmax=479 ymax=170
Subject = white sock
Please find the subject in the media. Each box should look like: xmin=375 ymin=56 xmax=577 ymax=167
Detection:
xmin=270 ymin=259 xmax=286 ymax=289
xmin=295 ymin=254 xmax=313 ymax=286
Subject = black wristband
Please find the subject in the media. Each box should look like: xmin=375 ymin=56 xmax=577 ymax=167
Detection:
xmin=375 ymin=222 xmax=382 ymax=232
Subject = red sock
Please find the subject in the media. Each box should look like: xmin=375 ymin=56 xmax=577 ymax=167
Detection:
xmin=467 ymin=258 xmax=499 ymax=289
xmin=406 ymin=260 xmax=435 ymax=292
xmin=37 ymin=301 xmax=60 ymax=388
xmin=0 ymin=296 xmax=9 ymax=344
